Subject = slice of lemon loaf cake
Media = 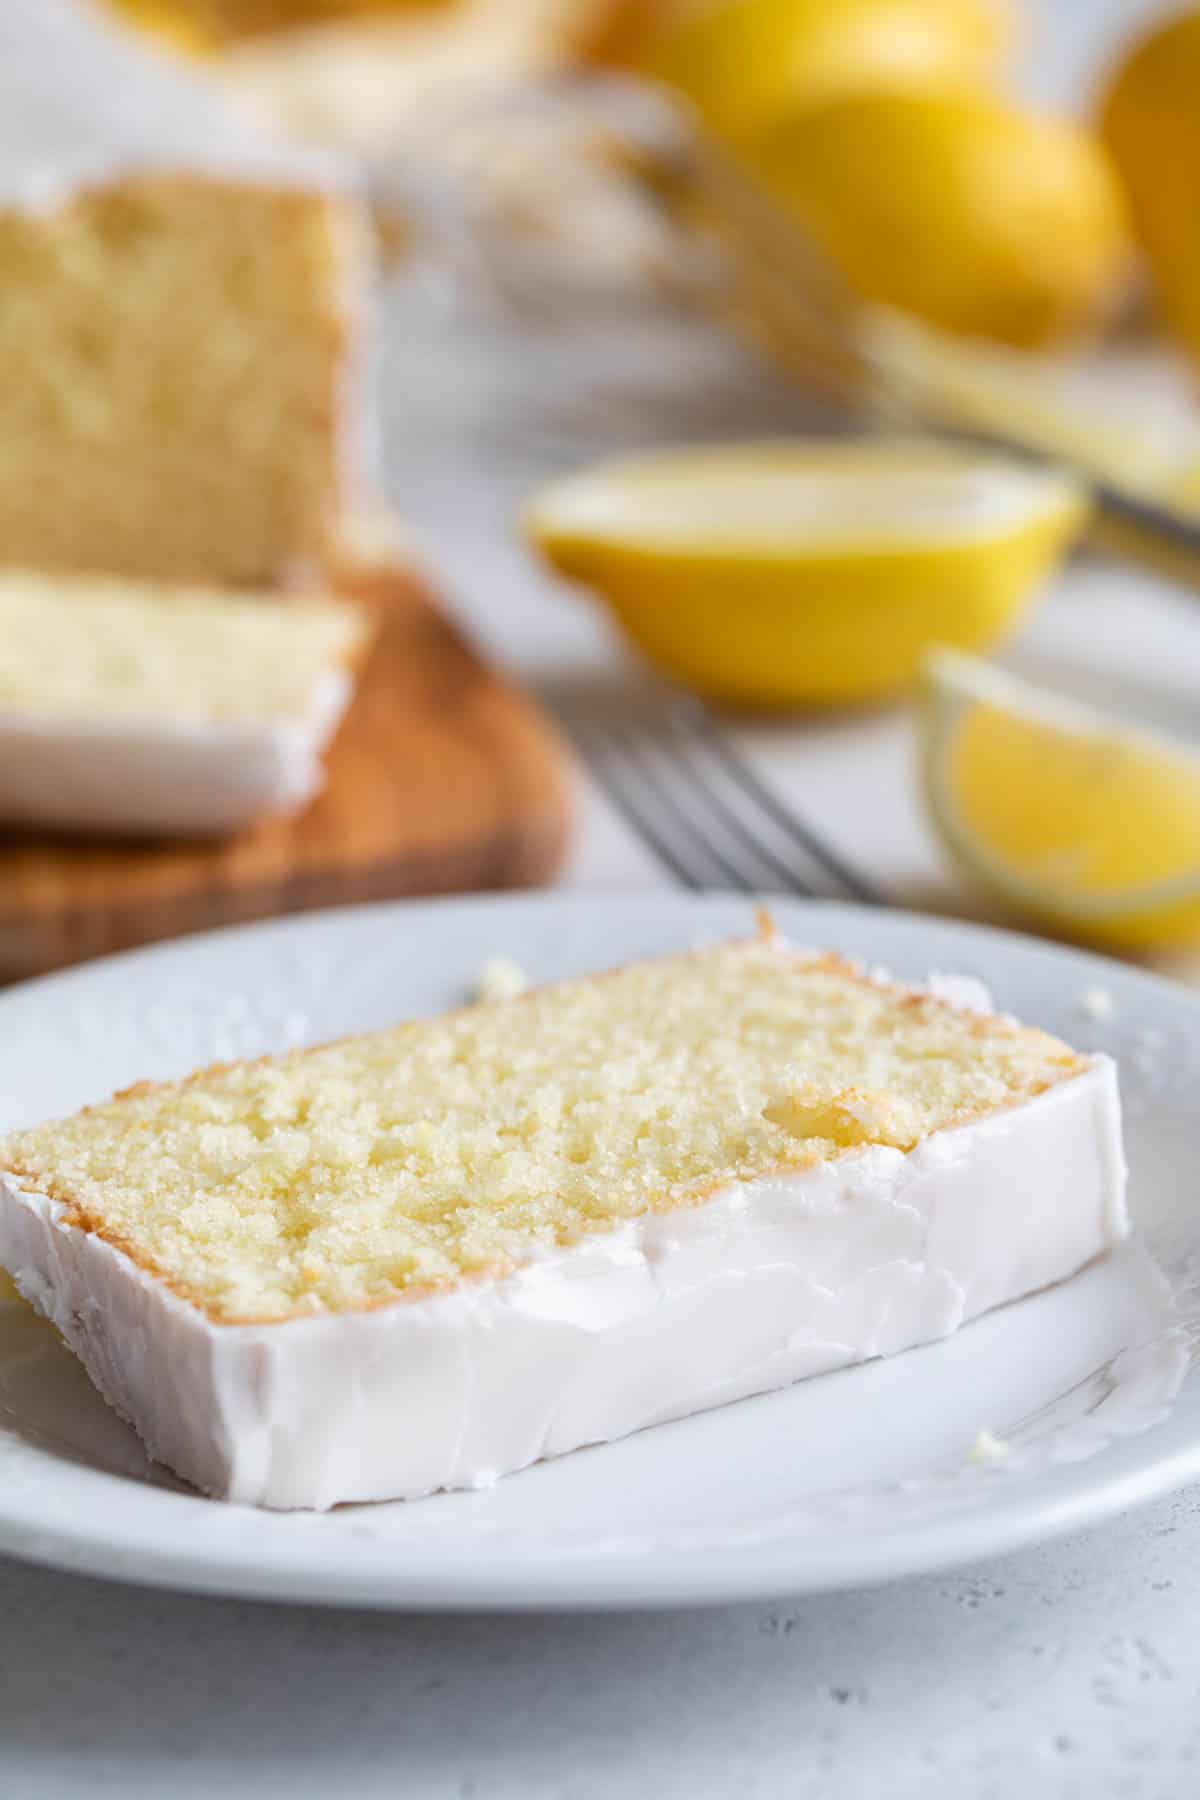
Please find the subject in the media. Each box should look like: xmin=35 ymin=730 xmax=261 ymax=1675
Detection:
xmin=0 ymin=570 xmax=371 ymax=836
xmin=0 ymin=930 xmax=1127 ymax=1508
xmin=0 ymin=2 xmax=372 ymax=586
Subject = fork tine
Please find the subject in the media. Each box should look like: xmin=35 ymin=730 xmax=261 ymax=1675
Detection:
xmin=616 ymin=721 xmax=784 ymax=893
xmin=568 ymin=700 xmax=887 ymax=905
xmin=571 ymin=711 xmax=810 ymax=895
xmin=572 ymin=719 xmax=715 ymax=890
xmin=676 ymin=703 xmax=887 ymax=905
xmin=576 ymin=716 xmax=760 ymax=892
xmin=655 ymin=710 xmax=818 ymax=895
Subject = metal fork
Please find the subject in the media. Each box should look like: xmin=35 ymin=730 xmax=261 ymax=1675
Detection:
xmin=562 ymin=693 xmax=886 ymax=904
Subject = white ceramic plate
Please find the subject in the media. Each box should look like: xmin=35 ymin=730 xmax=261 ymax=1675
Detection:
xmin=0 ymin=892 xmax=1197 ymax=1610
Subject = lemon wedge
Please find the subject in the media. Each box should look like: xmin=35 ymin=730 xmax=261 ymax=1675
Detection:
xmin=525 ymin=441 xmax=1087 ymax=707
xmin=922 ymin=649 xmax=1200 ymax=948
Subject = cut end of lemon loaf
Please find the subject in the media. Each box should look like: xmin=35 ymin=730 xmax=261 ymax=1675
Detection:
xmin=0 ymin=567 xmax=372 ymax=838
xmin=0 ymin=934 xmax=1091 ymax=1326
xmin=0 ymin=171 xmax=370 ymax=586
xmin=0 ymin=568 xmax=371 ymax=725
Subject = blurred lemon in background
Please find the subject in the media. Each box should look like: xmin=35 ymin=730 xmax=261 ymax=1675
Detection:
xmin=747 ymin=89 xmax=1130 ymax=347
xmin=580 ymin=0 xmax=708 ymax=66
xmin=923 ymin=649 xmax=1200 ymax=949
xmin=107 ymin=0 xmax=218 ymax=50
xmin=109 ymin=0 xmax=453 ymax=49
xmin=1101 ymin=8 xmax=1200 ymax=377
xmin=527 ymin=440 xmax=1086 ymax=708
xmin=630 ymin=0 xmax=1014 ymax=141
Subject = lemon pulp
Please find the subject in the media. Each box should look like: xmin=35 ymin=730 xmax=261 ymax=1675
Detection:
xmin=923 ymin=649 xmax=1200 ymax=947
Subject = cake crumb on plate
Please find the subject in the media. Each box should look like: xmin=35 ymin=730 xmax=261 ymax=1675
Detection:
xmin=474 ymin=956 xmax=530 ymax=1002
xmin=968 ymin=1428 xmax=1013 ymax=1467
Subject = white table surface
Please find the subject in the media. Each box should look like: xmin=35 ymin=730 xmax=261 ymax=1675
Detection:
xmin=6 ymin=5 xmax=1200 ymax=1797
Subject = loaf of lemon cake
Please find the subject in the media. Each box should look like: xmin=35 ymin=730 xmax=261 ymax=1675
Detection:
xmin=0 ymin=570 xmax=371 ymax=836
xmin=0 ymin=2 xmax=373 ymax=586
xmin=0 ymin=930 xmax=1127 ymax=1508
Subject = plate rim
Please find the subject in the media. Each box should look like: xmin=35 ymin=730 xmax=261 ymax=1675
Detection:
xmin=7 ymin=882 xmax=1200 ymax=1015
xmin=2 ymin=1410 xmax=1200 ymax=1612
xmin=4 ymin=885 xmax=1200 ymax=1020
xmin=1 ymin=887 xmax=1198 ymax=1611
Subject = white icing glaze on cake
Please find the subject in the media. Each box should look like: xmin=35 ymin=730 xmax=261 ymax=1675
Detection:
xmin=0 ymin=0 xmax=351 ymax=207
xmin=0 ymin=667 xmax=353 ymax=837
xmin=0 ymin=1057 xmax=1127 ymax=1509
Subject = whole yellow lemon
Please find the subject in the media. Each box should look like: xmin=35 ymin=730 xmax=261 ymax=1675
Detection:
xmin=631 ymin=0 xmax=1015 ymax=141
xmin=1100 ymin=9 xmax=1200 ymax=374
xmin=746 ymin=88 xmax=1130 ymax=348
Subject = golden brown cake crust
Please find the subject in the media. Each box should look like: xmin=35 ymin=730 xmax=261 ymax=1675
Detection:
xmin=0 ymin=934 xmax=1087 ymax=1327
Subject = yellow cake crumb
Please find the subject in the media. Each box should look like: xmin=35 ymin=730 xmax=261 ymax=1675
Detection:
xmin=0 ymin=940 xmax=1087 ymax=1325
xmin=0 ymin=173 xmax=368 ymax=586
xmin=473 ymin=956 xmax=531 ymax=1002
xmin=0 ymin=570 xmax=369 ymax=723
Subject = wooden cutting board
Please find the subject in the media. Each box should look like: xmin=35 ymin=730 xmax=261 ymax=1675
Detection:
xmin=0 ymin=557 xmax=573 ymax=982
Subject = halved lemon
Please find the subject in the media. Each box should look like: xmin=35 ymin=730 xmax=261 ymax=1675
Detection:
xmin=525 ymin=440 xmax=1087 ymax=707
xmin=922 ymin=648 xmax=1200 ymax=948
